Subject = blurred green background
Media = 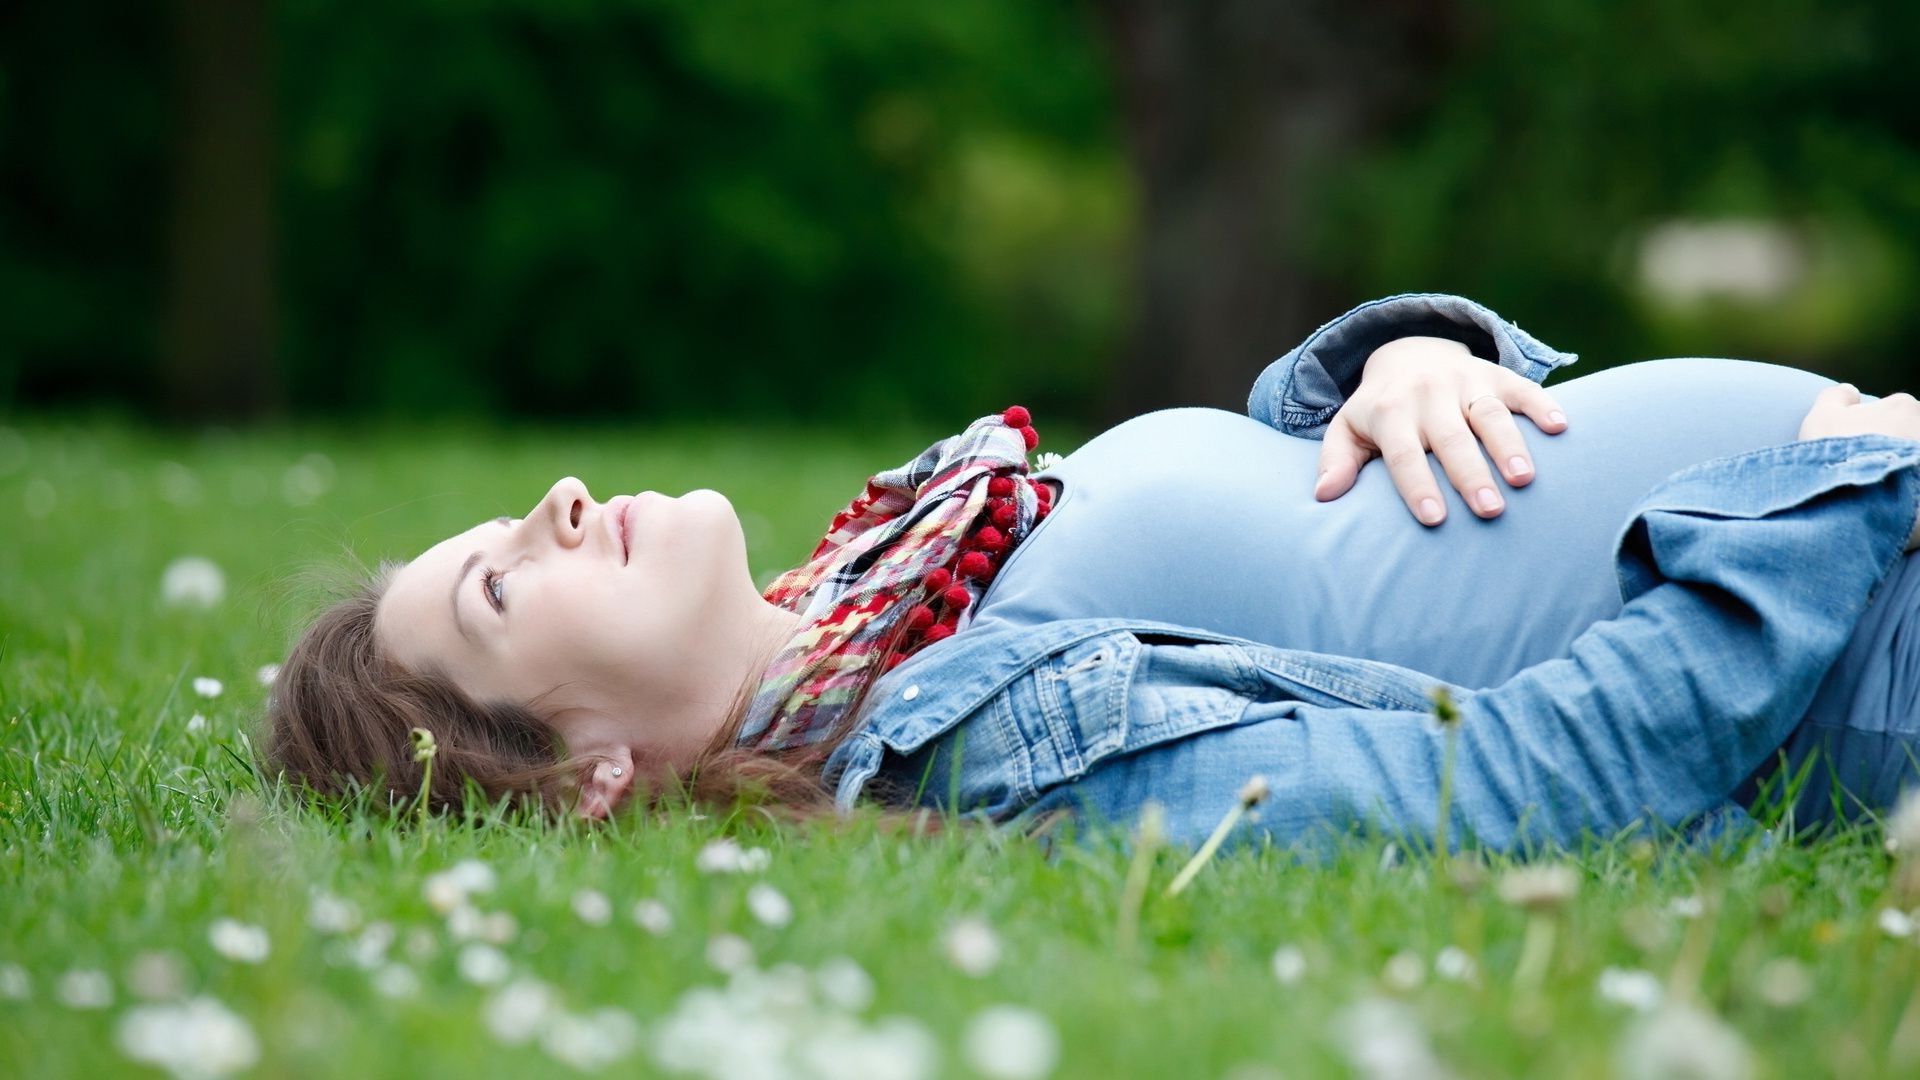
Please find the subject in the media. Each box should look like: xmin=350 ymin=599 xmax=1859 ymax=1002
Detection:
xmin=4 ymin=0 xmax=1918 ymax=429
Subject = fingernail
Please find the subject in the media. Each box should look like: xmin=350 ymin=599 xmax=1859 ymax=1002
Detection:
xmin=1508 ymin=456 xmax=1532 ymax=477
xmin=1419 ymin=497 xmax=1443 ymax=524
xmin=1549 ymin=410 xmax=1567 ymax=426
xmin=1476 ymin=487 xmax=1501 ymax=513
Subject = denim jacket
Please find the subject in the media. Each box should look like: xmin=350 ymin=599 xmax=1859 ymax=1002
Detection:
xmin=823 ymin=295 xmax=1920 ymax=852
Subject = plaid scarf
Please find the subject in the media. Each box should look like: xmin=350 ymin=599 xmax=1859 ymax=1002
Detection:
xmin=735 ymin=407 xmax=1048 ymax=752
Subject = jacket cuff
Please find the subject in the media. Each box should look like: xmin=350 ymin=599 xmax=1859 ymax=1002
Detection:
xmin=1612 ymin=434 xmax=1920 ymax=602
xmin=1247 ymin=293 xmax=1578 ymax=439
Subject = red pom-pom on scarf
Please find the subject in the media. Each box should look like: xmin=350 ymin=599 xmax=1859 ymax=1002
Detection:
xmin=987 ymin=476 xmax=1014 ymax=497
xmin=942 ymin=585 xmax=972 ymax=609
xmin=906 ymin=603 xmax=936 ymax=629
xmin=956 ymin=551 xmax=991 ymax=579
xmin=1019 ymin=426 xmax=1039 ymax=450
xmin=924 ymin=568 xmax=952 ymax=593
xmin=1002 ymin=405 xmax=1031 ymax=428
xmin=923 ymin=624 xmax=955 ymax=644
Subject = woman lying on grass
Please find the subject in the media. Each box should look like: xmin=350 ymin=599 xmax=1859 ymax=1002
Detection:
xmin=264 ymin=294 xmax=1920 ymax=851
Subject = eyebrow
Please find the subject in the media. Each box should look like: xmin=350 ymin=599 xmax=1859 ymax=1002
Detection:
xmin=450 ymin=518 xmax=513 ymax=645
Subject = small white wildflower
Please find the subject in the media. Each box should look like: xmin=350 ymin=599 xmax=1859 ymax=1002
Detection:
xmin=1756 ymin=957 xmax=1812 ymax=1008
xmin=484 ymin=978 xmax=558 ymax=1044
xmin=307 ymin=892 xmax=358 ymax=934
xmin=185 ymin=714 xmax=208 ymax=735
xmin=446 ymin=904 xmax=485 ymax=941
xmin=125 ymin=951 xmax=188 ymax=1000
xmin=747 ymin=884 xmax=793 ymax=928
xmin=943 ymin=916 xmax=1003 ymax=978
xmin=705 ymin=934 xmax=754 ymax=974
xmin=191 ymin=677 xmax=224 ymax=699
xmin=695 ymin=838 xmax=771 ymax=874
xmin=480 ymin=912 xmax=517 ymax=945
xmin=457 ymin=943 xmax=510 ymax=986
xmin=0 ymin=963 xmax=29 ymax=1000
xmin=1597 ymin=966 xmax=1664 ymax=1012
xmin=116 ymin=996 xmax=259 ymax=1079
xmin=207 ymin=919 xmax=269 ymax=964
xmin=371 ymin=964 xmax=419 ymax=1000
xmin=1496 ymin=864 xmax=1579 ymax=912
xmin=160 ymin=557 xmax=226 ymax=609
xmin=57 ymin=969 xmax=112 ymax=1009
xmin=815 ymin=956 xmax=875 ymax=1012
xmin=1433 ymin=946 xmax=1477 ymax=983
xmin=630 ymin=899 xmax=673 ymax=935
xmin=1668 ymin=895 xmax=1706 ymax=920
xmin=1616 ymin=1000 xmax=1753 ymax=1080
xmin=1382 ymin=951 xmax=1426 ymax=991
xmin=1335 ymin=996 xmax=1452 ymax=1080
xmin=349 ymin=921 xmax=395 ymax=970
xmin=571 ymin=889 xmax=612 ymax=926
xmin=255 ymin=664 xmax=280 ymax=687
xmin=1879 ymin=907 xmax=1914 ymax=939
xmin=405 ymin=927 xmax=438 ymax=962
xmin=424 ymin=859 xmax=495 ymax=912
xmin=1033 ymin=451 xmax=1064 ymax=471
xmin=1238 ymin=774 xmax=1271 ymax=807
xmin=963 ymin=1005 xmax=1060 ymax=1080
xmin=1270 ymin=946 xmax=1307 ymax=986
xmin=797 ymin=1014 xmax=938 ymax=1080
xmin=542 ymin=1008 xmax=641 ymax=1071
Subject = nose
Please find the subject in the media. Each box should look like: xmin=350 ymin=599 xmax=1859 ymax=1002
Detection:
xmin=532 ymin=476 xmax=592 ymax=549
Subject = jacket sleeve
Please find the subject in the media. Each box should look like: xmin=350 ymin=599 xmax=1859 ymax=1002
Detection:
xmin=1246 ymin=293 xmax=1579 ymax=439
xmin=1217 ymin=435 xmax=1920 ymax=850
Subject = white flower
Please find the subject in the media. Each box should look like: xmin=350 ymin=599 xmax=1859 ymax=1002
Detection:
xmin=943 ymin=916 xmax=1002 ymax=978
xmin=542 ymin=1008 xmax=640 ymax=1071
xmin=424 ymin=859 xmax=496 ymax=912
xmin=191 ymin=677 xmax=224 ymax=699
xmin=705 ymin=934 xmax=755 ymax=974
xmin=963 ymin=1005 xmax=1060 ymax=1080
xmin=255 ymin=664 xmax=280 ymax=687
xmin=630 ymin=899 xmax=673 ymax=936
xmin=1335 ymin=997 xmax=1452 ymax=1080
xmin=405 ymin=927 xmax=439 ymax=961
xmin=56 ymin=969 xmax=112 ymax=1009
xmin=1597 ymin=967 xmax=1664 ymax=1012
xmin=1756 ymin=958 xmax=1812 ymax=1008
xmin=0 ymin=963 xmax=29 ymax=1000
xmin=1433 ymin=947 xmax=1476 ymax=983
xmin=485 ymin=978 xmax=558 ymax=1044
xmin=796 ymin=1014 xmax=937 ymax=1080
xmin=349 ymin=922 xmax=395 ymax=970
xmin=1382 ymin=951 xmax=1425 ymax=991
xmin=207 ymin=919 xmax=269 ymax=964
xmin=117 ymin=996 xmax=259 ymax=1079
xmin=571 ymin=889 xmax=612 ymax=926
xmin=1616 ymin=1001 xmax=1754 ymax=1080
xmin=161 ymin=557 xmax=226 ymax=609
xmin=307 ymin=892 xmax=358 ymax=934
xmin=747 ymin=884 xmax=793 ymax=928
xmin=126 ymin=951 xmax=187 ymax=1000
xmin=458 ymin=943 xmax=511 ymax=986
xmin=1888 ymin=789 xmax=1920 ymax=854
xmin=1668 ymin=895 xmax=1706 ymax=920
xmin=1033 ymin=452 xmax=1064 ymax=471
xmin=372 ymin=964 xmax=419 ymax=1000
xmin=1496 ymin=864 xmax=1579 ymax=912
xmin=816 ymin=956 xmax=875 ymax=1012
xmin=696 ymin=838 xmax=771 ymax=874
xmin=185 ymin=714 xmax=208 ymax=735
xmin=1880 ymin=908 xmax=1915 ymax=939
xmin=1270 ymin=946 xmax=1307 ymax=986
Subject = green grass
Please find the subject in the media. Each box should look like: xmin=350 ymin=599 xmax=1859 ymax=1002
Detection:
xmin=4 ymin=417 xmax=1920 ymax=1079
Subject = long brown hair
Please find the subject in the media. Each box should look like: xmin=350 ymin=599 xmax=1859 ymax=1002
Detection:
xmin=261 ymin=562 xmax=865 ymax=819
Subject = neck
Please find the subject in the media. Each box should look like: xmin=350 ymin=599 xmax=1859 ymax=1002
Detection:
xmin=642 ymin=594 xmax=803 ymax=771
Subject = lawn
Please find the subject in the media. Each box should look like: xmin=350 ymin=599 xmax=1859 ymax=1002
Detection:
xmin=3 ymin=417 xmax=1918 ymax=1079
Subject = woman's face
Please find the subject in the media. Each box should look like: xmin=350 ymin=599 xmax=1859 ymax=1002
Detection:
xmin=375 ymin=476 xmax=754 ymax=731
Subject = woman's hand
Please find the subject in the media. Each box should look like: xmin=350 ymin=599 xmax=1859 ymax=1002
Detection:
xmin=1315 ymin=336 xmax=1569 ymax=525
xmin=1799 ymin=383 xmax=1920 ymax=443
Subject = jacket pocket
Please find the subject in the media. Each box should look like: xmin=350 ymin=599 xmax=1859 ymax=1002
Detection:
xmin=1032 ymin=630 xmax=1259 ymax=784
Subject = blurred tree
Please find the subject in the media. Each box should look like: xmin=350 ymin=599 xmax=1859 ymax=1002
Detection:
xmin=164 ymin=0 xmax=280 ymax=420
xmin=1092 ymin=0 xmax=1458 ymax=420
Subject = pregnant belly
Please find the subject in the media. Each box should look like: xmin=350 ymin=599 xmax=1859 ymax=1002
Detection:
xmin=983 ymin=358 xmax=1835 ymax=688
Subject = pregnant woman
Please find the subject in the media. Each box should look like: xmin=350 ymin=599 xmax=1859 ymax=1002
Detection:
xmin=264 ymin=295 xmax=1920 ymax=851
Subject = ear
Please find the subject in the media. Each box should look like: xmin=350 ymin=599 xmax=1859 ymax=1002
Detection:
xmin=575 ymin=745 xmax=637 ymax=821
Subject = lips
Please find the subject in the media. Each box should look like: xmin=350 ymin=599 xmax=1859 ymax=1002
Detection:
xmin=604 ymin=495 xmax=635 ymax=565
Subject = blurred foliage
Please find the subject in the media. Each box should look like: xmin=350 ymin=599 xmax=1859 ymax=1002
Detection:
xmin=2 ymin=0 xmax=1918 ymax=422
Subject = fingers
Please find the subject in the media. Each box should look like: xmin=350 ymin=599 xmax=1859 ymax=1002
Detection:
xmin=1503 ymin=379 xmax=1569 ymax=435
xmin=1466 ymin=393 xmax=1537 ymax=488
xmin=1314 ymin=415 xmax=1374 ymax=501
xmin=1371 ymin=404 xmax=1450 ymax=525
xmin=1424 ymin=402 xmax=1505 ymax=519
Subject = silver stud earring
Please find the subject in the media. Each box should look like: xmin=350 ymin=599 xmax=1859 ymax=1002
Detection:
xmin=610 ymin=766 xmax=624 ymax=778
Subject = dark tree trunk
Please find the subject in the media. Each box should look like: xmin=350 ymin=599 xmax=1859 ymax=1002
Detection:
xmin=163 ymin=0 xmax=279 ymax=420
xmin=1092 ymin=0 xmax=1456 ymax=421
